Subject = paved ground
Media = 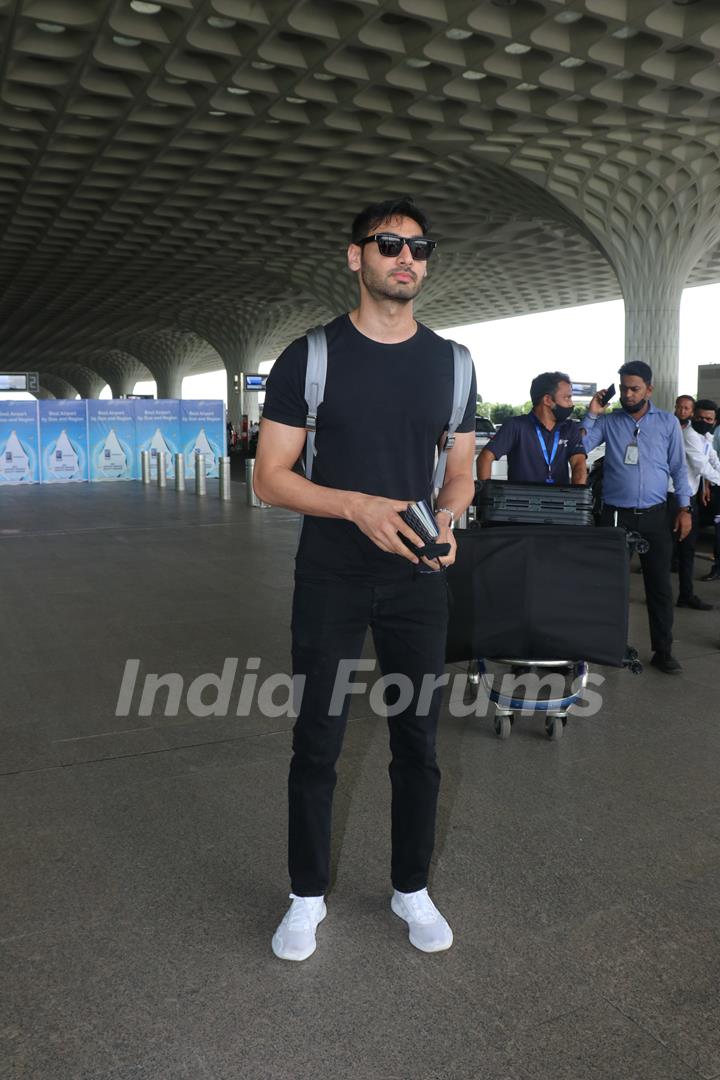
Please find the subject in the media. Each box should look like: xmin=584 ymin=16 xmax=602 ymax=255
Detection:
xmin=1 ymin=480 xmax=719 ymax=1080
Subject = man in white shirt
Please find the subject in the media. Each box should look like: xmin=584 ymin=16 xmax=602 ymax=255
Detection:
xmin=703 ymin=401 xmax=720 ymax=583
xmin=673 ymin=396 xmax=720 ymax=605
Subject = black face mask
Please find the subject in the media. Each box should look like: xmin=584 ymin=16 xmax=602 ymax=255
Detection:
xmin=622 ymin=398 xmax=646 ymax=414
xmin=551 ymin=403 xmax=574 ymax=423
xmin=692 ymin=419 xmax=714 ymax=437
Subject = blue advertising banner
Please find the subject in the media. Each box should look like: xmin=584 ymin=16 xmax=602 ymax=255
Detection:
xmin=0 ymin=400 xmax=40 ymax=485
xmin=180 ymin=400 xmax=225 ymax=478
xmin=134 ymin=399 xmax=180 ymax=479
xmin=88 ymin=400 xmax=136 ymax=482
xmin=39 ymin=400 xmax=89 ymax=484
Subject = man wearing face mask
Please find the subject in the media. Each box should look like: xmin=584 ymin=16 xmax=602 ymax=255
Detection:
xmin=688 ymin=399 xmax=720 ymax=585
xmin=582 ymin=361 xmax=692 ymax=674
xmin=477 ymin=371 xmax=587 ymax=485
xmin=670 ymin=396 xmax=720 ymax=609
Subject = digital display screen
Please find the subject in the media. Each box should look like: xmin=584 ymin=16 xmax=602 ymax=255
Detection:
xmin=572 ymin=381 xmax=597 ymax=398
xmin=244 ymin=374 xmax=267 ymax=391
xmin=0 ymin=373 xmax=28 ymax=391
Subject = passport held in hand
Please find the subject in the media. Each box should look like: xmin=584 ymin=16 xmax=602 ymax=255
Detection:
xmin=398 ymin=500 xmax=451 ymax=561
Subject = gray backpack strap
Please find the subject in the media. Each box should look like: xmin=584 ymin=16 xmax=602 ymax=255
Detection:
xmin=433 ymin=341 xmax=473 ymax=492
xmin=304 ymin=325 xmax=327 ymax=480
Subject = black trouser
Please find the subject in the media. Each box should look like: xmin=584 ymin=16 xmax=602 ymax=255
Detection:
xmin=670 ymin=493 xmax=699 ymax=602
xmin=711 ymin=486 xmax=720 ymax=563
xmin=288 ymin=571 xmax=449 ymax=897
xmin=601 ymin=502 xmax=674 ymax=653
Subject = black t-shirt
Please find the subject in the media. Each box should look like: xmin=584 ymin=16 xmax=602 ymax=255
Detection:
xmin=262 ymin=313 xmax=476 ymax=581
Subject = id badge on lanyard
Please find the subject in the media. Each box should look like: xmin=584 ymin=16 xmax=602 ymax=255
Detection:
xmin=624 ymin=423 xmax=640 ymax=466
xmin=535 ymin=423 xmax=560 ymax=484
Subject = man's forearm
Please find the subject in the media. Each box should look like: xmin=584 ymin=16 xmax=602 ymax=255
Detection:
xmin=253 ymin=463 xmax=361 ymax=520
xmin=477 ymin=449 xmax=494 ymax=480
xmin=435 ymin=473 xmax=476 ymax=517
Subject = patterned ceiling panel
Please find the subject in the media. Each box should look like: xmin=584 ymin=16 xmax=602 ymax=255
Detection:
xmin=0 ymin=0 xmax=719 ymax=389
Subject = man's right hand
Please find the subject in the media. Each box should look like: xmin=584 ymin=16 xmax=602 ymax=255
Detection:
xmin=346 ymin=494 xmax=425 ymax=562
xmin=588 ymin=389 xmax=608 ymax=416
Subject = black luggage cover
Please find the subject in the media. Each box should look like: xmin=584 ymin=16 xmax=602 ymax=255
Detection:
xmin=446 ymin=525 xmax=630 ymax=667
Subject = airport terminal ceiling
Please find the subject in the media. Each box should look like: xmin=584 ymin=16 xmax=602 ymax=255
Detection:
xmin=1 ymin=0 xmax=720 ymax=396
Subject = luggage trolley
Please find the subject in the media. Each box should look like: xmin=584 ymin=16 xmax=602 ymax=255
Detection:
xmin=448 ymin=482 xmax=645 ymax=742
xmin=468 ymin=658 xmax=590 ymax=741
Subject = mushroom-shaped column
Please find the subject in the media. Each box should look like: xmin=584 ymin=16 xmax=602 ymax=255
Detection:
xmin=46 ymin=363 xmax=106 ymax=400
xmin=127 ymin=330 xmax=220 ymax=400
xmin=85 ymin=350 xmax=153 ymax=399
xmin=39 ymin=374 xmax=79 ymax=399
xmin=506 ymin=132 xmax=720 ymax=408
xmin=181 ymin=297 xmax=332 ymax=429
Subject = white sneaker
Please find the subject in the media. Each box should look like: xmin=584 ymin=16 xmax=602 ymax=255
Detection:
xmin=391 ymin=887 xmax=453 ymax=953
xmin=271 ymin=893 xmax=327 ymax=961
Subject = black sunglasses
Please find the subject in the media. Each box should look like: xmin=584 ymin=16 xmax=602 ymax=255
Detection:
xmin=356 ymin=232 xmax=437 ymax=261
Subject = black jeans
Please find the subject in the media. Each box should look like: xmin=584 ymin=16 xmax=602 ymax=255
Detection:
xmin=670 ymin=493 xmax=698 ymax=602
xmin=711 ymin=486 xmax=720 ymax=563
xmin=288 ymin=571 xmax=449 ymax=896
xmin=600 ymin=502 xmax=674 ymax=653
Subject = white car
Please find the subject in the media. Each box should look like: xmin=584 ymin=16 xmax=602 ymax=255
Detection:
xmin=475 ymin=417 xmax=506 ymax=480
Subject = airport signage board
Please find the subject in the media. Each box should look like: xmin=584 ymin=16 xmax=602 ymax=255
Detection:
xmin=180 ymin=400 xmax=225 ymax=479
xmin=0 ymin=400 xmax=40 ymax=484
xmin=243 ymin=374 xmax=267 ymax=391
xmin=87 ymin=400 xmax=136 ymax=482
xmin=134 ymin=399 xmax=181 ymax=479
xmin=38 ymin=400 xmax=89 ymax=484
xmin=0 ymin=372 xmax=39 ymax=393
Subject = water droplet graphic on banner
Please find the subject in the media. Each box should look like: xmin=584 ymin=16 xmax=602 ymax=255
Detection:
xmin=49 ymin=430 xmax=80 ymax=479
xmin=1 ymin=430 xmax=31 ymax=482
xmin=191 ymin=427 xmax=217 ymax=474
xmin=98 ymin=428 xmax=128 ymax=477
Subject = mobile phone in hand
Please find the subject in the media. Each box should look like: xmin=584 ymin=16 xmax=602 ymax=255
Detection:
xmin=599 ymin=383 xmax=616 ymax=407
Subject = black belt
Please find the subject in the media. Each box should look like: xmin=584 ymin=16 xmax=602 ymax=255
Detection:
xmin=605 ymin=501 xmax=666 ymax=516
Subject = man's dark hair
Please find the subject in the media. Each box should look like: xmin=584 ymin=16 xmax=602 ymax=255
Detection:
xmin=619 ymin=360 xmax=652 ymax=385
xmin=351 ymin=197 xmax=429 ymax=243
xmin=530 ymin=371 xmax=571 ymax=407
xmin=676 ymin=394 xmax=695 ymax=406
xmin=695 ymin=398 xmax=718 ymax=414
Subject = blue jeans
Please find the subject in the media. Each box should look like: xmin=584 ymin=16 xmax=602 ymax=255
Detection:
xmin=288 ymin=571 xmax=449 ymax=895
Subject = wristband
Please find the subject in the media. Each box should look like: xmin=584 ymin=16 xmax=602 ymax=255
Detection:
xmin=435 ymin=507 xmax=455 ymax=529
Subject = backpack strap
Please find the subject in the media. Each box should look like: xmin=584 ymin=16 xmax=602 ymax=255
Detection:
xmin=433 ymin=341 xmax=474 ymax=492
xmin=304 ymin=325 xmax=327 ymax=481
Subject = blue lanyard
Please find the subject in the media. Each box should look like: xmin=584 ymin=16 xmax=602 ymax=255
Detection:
xmin=534 ymin=422 xmax=560 ymax=483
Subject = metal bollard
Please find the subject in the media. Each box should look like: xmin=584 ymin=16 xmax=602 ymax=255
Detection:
xmin=141 ymin=449 xmax=151 ymax=485
xmin=175 ymin=453 xmax=185 ymax=491
xmin=195 ymin=452 xmax=207 ymax=495
xmin=219 ymin=456 xmax=231 ymax=501
xmin=156 ymin=450 xmax=167 ymax=488
xmin=245 ymin=457 xmax=269 ymax=507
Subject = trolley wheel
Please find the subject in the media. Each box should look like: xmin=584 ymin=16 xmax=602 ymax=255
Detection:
xmin=545 ymin=715 xmax=565 ymax=741
xmin=494 ymin=715 xmax=512 ymax=740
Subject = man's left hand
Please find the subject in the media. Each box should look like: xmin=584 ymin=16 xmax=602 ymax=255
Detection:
xmin=674 ymin=509 xmax=692 ymax=541
xmin=420 ymin=520 xmax=457 ymax=570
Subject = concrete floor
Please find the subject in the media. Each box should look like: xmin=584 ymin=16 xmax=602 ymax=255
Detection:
xmin=1 ymin=480 xmax=719 ymax=1080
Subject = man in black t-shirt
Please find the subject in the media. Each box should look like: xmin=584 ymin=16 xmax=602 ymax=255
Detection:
xmin=477 ymin=372 xmax=587 ymax=485
xmin=255 ymin=197 xmax=476 ymax=962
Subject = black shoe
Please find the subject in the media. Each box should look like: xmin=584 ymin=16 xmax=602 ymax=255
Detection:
xmin=650 ymin=651 xmax=683 ymax=674
xmin=677 ymin=595 xmax=713 ymax=610
xmin=700 ymin=564 xmax=720 ymax=582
